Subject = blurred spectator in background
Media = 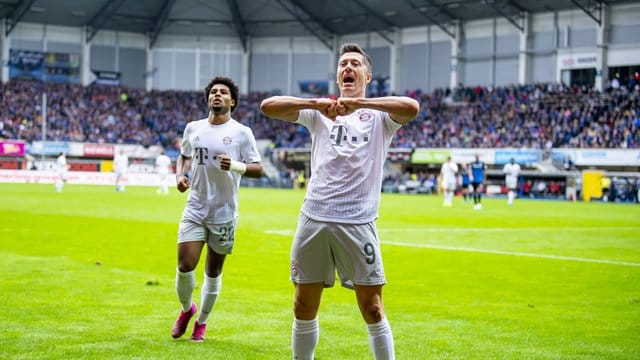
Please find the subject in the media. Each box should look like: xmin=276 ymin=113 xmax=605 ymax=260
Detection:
xmin=503 ymin=158 xmax=521 ymax=205
xmin=440 ymin=156 xmax=458 ymax=207
xmin=601 ymin=175 xmax=611 ymax=202
xmin=522 ymin=179 xmax=533 ymax=197
xmin=55 ymin=151 xmax=68 ymax=192
xmin=470 ymin=154 xmax=487 ymax=210
xmin=459 ymin=162 xmax=471 ymax=202
xmin=155 ymin=151 xmax=172 ymax=194
xmin=114 ymin=148 xmax=129 ymax=192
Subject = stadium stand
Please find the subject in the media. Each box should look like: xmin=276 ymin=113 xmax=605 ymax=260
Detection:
xmin=1 ymin=1 xmax=639 ymax=203
xmin=2 ymin=80 xmax=638 ymax=151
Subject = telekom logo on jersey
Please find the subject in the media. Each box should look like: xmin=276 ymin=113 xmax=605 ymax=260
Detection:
xmin=193 ymin=147 xmax=210 ymax=165
xmin=329 ymin=125 xmax=370 ymax=147
xmin=329 ymin=111 xmax=373 ymax=147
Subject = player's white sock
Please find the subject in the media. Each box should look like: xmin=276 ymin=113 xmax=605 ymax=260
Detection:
xmin=292 ymin=317 xmax=319 ymax=360
xmin=55 ymin=180 xmax=63 ymax=192
xmin=175 ymin=268 xmax=195 ymax=312
xmin=367 ymin=317 xmax=395 ymax=360
xmin=197 ymin=273 xmax=222 ymax=324
xmin=508 ymin=191 xmax=515 ymax=205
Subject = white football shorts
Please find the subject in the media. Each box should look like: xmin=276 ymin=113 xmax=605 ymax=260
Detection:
xmin=506 ymin=177 xmax=518 ymax=190
xmin=442 ymin=178 xmax=457 ymax=191
xmin=290 ymin=213 xmax=386 ymax=289
xmin=177 ymin=200 xmax=237 ymax=254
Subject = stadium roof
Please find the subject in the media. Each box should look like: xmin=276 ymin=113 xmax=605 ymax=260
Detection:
xmin=0 ymin=0 xmax=635 ymax=50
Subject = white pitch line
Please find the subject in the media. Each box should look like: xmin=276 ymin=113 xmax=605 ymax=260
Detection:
xmin=383 ymin=241 xmax=640 ymax=267
xmin=377 ymin=227 xmax=640 ymax=233
xmin=267 ymin=227 xmax=640 ymax=235
xmin=263 ymin=229 xmax=640 ymax=267
xmin=265 ymin=230 xmax=295 ymax=236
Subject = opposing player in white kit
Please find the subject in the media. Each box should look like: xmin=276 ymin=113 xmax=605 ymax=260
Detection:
xmin=171 ymin=76 xmax=263 ymax=343
xmin=55 ymin=151 xmax=68 ymax=192
xmin=155 ymin=151 xmax=172 ymax=194
xmin=440 ymin=156 xmax=458 ymax=207
xmin=503 ymin=158 xmax=521 ymax=205
xmin=113 ymin=149 xmax=129 ymax=192
xmin=261 ymin=43 xmax=419 ymax=360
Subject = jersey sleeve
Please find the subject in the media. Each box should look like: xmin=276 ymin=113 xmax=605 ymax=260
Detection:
xmin=382 ymin=111 xmax=403 ymax=138
xmin=295 ymin=108 xmax=318 ymax=128
xmin=240 ymin=126 xmax=262 ymax=163
xmin=180 ymin=123 xmax=193 ymax=157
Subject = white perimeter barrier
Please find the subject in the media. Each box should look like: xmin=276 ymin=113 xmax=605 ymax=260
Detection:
xmin=0 ymin=170 xmax=177 ymax=187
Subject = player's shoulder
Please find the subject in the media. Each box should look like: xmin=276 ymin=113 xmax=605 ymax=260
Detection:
xmin=186 ymin=118 xmax=208 ymax=129
xmin=230 ymin=118 xmax=257 ymax=134
xmin=230 ymin=118 xmax=248 ymax=128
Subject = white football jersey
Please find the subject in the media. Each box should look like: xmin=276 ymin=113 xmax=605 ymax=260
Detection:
xmin=56 ymin=155 xmax=67 ymax=176
xmin=440 ymin=161 xmax=458 ymax=182
xmin=181 ymin=118 xmax=261 ymax=222
xmin=503 ymin=163 xmax=521 ymax=188
xmin=440 ymin=161 xmax=458 ymax=190
xmin=114 ymin=154 xmax=129 ymax=174
xmin=155 ymin=154 xmax=172 ymax=175
xmin=296 ymin=108 xmax=402 ymax=224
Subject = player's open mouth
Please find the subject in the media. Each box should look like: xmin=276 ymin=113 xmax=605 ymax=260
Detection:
xmin=343 ymin=75 xmax=355 ymax=85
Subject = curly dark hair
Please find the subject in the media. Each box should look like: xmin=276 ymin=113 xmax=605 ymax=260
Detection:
xmin=204 ymin=76 xmax=239 ymax=113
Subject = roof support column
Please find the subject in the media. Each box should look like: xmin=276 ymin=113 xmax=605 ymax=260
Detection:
xmin=595 ymin=3 xmax=609 ymax=92
xmin=145 ymin=38 xmax=154 ymax=91
xmin=518 ymin=13 xmax=530 ymax=85
xmin=450 ymin=22 xmax=462 ymax=89
xmin=1 ymin=20 xmax=9 ymax=84
xmin=287 ymin=37 xmax=293 ymax=95
xmin=390 ymin=29 xmax=401 ymax=95
xmin=81 ymin=26 xmax=91 ymax=86
xmin=241 ymin=36 xmax=250 ymax=94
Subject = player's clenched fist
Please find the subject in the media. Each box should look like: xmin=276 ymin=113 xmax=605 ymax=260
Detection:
xmin=336 ymin=97 xmax=359 ymax=116
xmin=217 ymin=154 xmax=232 ymax=171
xmin=315 ymin=98 xmax=338 ymax=121
xmin=176 ymin=175 xmax=190 ymax=193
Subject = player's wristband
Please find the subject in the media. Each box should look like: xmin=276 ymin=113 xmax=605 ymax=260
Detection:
xmin=229 ymin=160 xmax=247 ymax=175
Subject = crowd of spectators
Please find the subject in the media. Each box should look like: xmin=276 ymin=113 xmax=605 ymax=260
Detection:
xmin=394 ymin=82 xmax=640 ymax=149
xmin=1 ymin=79 xmax=639 ymax=151
xmin=0 ymin=80 xmax=308 ymax=149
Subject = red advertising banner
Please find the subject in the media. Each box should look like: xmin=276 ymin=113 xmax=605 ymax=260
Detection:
xmin=83 ymin=143 xmax=115 ymax=158
xmin=0 ymin=141 xmax=25 ymax=156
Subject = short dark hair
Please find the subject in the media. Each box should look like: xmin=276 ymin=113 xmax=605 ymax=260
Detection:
xmin=204 ymin=76 xmax=239 ymax=112
xmin=339 ymin=43 xmax=373 ymax=73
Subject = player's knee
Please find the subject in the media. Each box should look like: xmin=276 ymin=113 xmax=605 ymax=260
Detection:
xmin=362 ymin=302 xmax=384 ymax=323
xmin=293 ymin=297 xmax=317 ymax=319
xmin=177 ymin=260 xmax=197 ymax=273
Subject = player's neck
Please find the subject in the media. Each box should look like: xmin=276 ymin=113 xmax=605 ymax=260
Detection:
xmin=208 ymin=112 xmax=231 ymax=125
xmin=340 ymin=91 xmax=366 ymax=98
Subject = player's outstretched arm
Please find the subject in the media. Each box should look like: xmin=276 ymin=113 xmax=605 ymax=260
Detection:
xmin=260 ymin=96 xmax=338 ymax=122
xmin=337 ymin=96 xmax=419 ymax=125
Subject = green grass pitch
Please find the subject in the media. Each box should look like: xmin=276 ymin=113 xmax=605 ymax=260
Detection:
xmin=1 ymin=183 xmax=639 ymax=359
